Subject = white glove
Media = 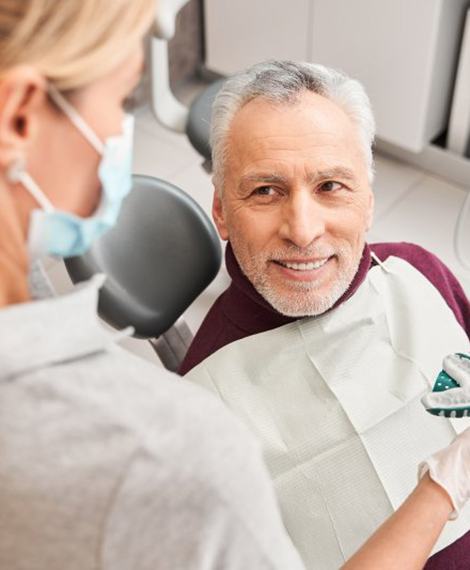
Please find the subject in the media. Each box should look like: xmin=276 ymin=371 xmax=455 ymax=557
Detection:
xmin=418 ymin=427 xmax=470 ymax=519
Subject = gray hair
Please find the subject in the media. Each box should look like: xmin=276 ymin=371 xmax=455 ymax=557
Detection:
xmin=210 ymin=60 xmax=376 ymax=188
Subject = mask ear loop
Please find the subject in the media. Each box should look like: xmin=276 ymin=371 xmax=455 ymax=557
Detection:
xmin=47 ymin=85 xmax=105 ymax=155
xmin=6 ymin=158 xmax=55 ymax=213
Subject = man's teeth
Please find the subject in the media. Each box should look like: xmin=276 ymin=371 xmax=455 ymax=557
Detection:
xmin=280 ymin=258 xmax=329 ymax=271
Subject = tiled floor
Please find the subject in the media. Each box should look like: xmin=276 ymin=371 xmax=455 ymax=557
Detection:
xmin=46 ymin=101 xmax=470 ymax=367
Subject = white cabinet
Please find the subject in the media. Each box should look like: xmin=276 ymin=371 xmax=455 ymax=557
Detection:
xmin=309 ymin=0 xmax=469 ymax=152
xmin=204 ymin=0 xmax=469 ymax=152
xmin=204 ymin=0 xmax=311 ymax=75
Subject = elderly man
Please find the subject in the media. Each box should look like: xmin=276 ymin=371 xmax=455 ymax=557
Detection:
xmin=182 ymin=61 xmax=470 ymax=569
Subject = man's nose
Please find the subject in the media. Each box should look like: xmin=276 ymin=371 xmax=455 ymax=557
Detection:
xmin=278 ymin=193 xmax=326 ymax=249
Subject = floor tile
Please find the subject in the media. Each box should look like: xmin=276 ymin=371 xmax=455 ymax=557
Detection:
xmin=371 ymin=174 xmax=470 ymax=278
xmin=372 ymin=153 xmax=425 ymax=220
xmin=133 ymin=126 xmax=195 ymax=180
xmin=135 ymin=104 xmax=201 ymax=157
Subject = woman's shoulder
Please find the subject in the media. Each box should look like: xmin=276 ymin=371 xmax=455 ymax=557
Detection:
xmin=1 ymin=340 xmax=257 ymax=465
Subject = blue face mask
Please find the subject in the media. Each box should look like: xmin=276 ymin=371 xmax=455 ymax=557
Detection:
xmin=7 ymin=85 xmax=134 ymax=259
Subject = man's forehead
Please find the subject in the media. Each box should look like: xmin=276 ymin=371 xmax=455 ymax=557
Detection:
xmin=226 ymin=94 xmax=363 ymax=171
xmin=230 ymin=91 xmax=354 ymax=141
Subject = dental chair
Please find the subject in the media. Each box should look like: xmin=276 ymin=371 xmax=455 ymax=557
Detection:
xmin=151 ymin=0 xmax=225 ymax=165
xmin=65 ymin=174 xmax=222 ymax=372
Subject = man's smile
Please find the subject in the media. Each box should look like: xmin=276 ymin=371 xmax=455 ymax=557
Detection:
xmin=273 ymin=257 xmax=331 ymax=271
xmin=270 ymin=256 xmax=335 ymax=282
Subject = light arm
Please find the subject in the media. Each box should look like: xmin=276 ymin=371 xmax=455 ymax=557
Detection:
xmin=342 ymin=473 xmax=452 ymax=570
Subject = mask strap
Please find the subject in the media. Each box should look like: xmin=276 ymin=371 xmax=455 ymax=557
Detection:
xmin=48 ymin=85 xmax=105 ymax=155
xmin=7 ymin=159 xmax=55 ymax=213
xmin=7 ymin=160 xmax=55 ymax=213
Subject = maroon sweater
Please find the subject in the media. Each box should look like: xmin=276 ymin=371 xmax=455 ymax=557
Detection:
xmin=181 ymin=241 xmax=470 ymax=569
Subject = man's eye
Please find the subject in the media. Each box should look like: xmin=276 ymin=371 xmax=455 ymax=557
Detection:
xmin=319 ymin=181 xmax=344 ymax=192
xmin=253 ymin=186 xmax=277 ymax=196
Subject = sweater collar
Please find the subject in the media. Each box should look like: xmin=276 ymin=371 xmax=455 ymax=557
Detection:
xmin=222 ymin=242 xmax=373 ymax=334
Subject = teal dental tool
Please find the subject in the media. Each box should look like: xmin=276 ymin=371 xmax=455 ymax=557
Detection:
xmin=422 ymin=353 xmax=470 ymax=418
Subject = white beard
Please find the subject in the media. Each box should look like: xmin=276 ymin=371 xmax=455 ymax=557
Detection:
xmin=232 ymin=242 xmax=362 ymax=318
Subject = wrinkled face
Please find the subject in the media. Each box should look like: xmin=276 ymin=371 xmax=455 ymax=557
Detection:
xmin=212 ymin=90 xmax=374 ymax=317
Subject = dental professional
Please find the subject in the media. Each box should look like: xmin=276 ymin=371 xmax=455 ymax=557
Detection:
xmin=0 ymin=2 xmax=307 ymax=568
xmin=0 ymin=2 xmax=469 ymax=569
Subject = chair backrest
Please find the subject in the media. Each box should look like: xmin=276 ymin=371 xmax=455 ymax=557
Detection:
xmin=186 ymin=77 xmax=226 ymax=162
xmin=65 ymin=174 xmax=221 ymax=340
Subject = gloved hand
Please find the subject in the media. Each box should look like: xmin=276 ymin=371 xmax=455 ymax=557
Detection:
xmin=422 ymin=353 xmax=470 ymax=418
xmin=418 ymin=427 xmax=470 ymax=519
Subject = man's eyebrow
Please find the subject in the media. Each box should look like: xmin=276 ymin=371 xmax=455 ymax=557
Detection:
xmin=238 ymin=173 xmax=289 ymax=189
xmin=308 ymin=167 xmax=357 ymax=183
xmin=238 ymin=167 xmax=357 ymax=190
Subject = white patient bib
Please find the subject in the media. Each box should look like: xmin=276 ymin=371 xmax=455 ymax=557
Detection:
xmin=187 ymin=257 xmax=470 ymax=570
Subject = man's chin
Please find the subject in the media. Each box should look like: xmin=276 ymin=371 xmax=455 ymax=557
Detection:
xmin=254 ymin=264 xmax=356 ymax=317
xmin=267 ymin=296 xmax=336 ymax=318
xmin=255 ymin=282 xmax=339 ymax=318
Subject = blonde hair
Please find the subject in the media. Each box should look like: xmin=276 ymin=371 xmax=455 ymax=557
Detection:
xmin=0 ymin=0 xmax=155 ymax=90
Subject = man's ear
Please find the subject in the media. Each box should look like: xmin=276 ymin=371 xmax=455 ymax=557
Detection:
xmin=365 ymin=189 xmax=374 ymax=232
xmin=0 ymin=66 xmax=47 ymax=169
xmin=212 ymin=186 xmax=229 ymax=241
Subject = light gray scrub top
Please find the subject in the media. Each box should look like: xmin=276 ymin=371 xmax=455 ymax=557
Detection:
xmin=0 ymin=267 xmax=304 ymax=570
